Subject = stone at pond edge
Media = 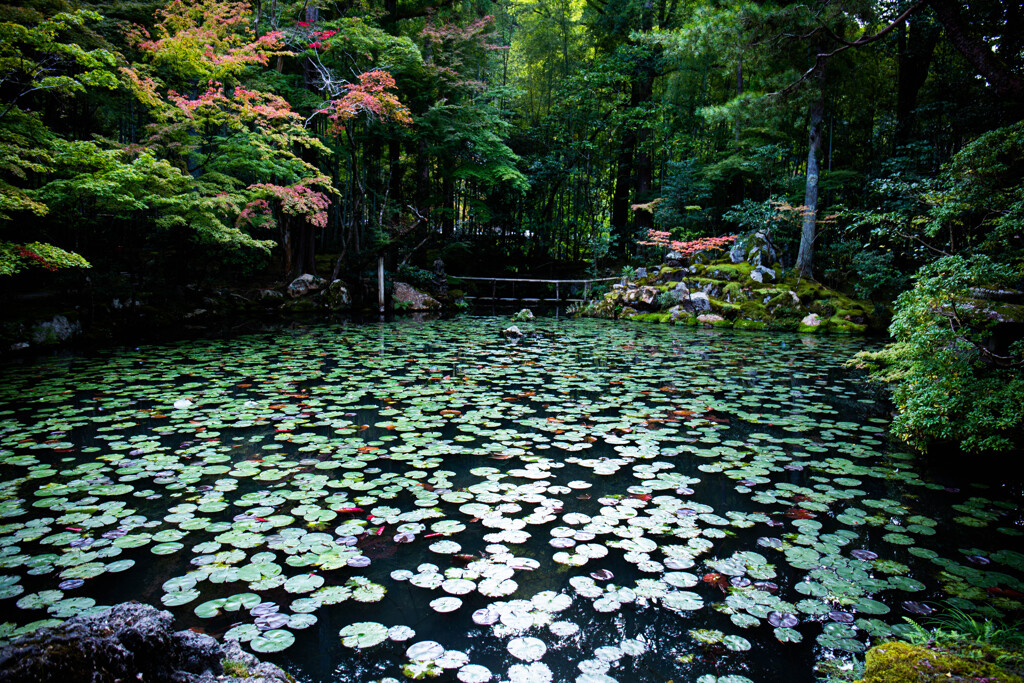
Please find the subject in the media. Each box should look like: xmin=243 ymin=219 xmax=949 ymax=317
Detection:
xmin=512 ymin=308 xmax=535 ymax=322
xmin=394 ymin=282 xmax=440 ymax=310
xmin=502 ymin=325 xmax=524 ymax=339
xmin=326 ymin=279 xmax=351 ymax=310
xmin=288 ymin=274 xmax=326 ymax=298
xmin=31 ymin=314 xmax=81 ymax=346
xmin=690 ymin=292 xmax=712 ymax=313
xmin=854 ymin=641 xmax=1023 ymax=683
xmin=0 ymin=601 xmax=291 ymax=683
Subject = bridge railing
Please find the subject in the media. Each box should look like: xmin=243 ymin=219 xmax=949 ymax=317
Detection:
xmin=451 ymin=276 xmax=622 ymax=303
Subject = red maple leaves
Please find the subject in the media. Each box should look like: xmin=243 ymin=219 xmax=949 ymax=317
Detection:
xmin=639 ymin=229 xmax=738 ymax=258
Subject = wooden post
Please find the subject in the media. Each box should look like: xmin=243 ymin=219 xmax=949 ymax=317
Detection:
xmin=556 ymin=282 xmax=560 ymax=301
xmin=377 ymin=256 xmax=385 ymax=314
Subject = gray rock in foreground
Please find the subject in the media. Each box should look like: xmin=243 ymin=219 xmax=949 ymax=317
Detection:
xmin=0 ymin=602 xmax=291 ymax=683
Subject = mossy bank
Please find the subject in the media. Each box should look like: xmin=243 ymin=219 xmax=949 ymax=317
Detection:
xmin=581 ymin=237 xmax=881 ymax=334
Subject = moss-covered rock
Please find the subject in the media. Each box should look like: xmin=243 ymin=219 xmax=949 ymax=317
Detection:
xmin=856 ymin=640 xmax=1024 ymax=683
xmin=580 ymin=253 xmax=880 ymax=334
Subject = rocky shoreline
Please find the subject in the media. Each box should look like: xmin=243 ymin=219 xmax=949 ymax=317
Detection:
xmin=0 ymin=602 xmax=292 ymax=683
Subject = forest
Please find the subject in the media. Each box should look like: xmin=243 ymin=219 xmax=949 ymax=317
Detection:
xmin=2 ymin=2 xmax=1024 ymax=681
xmin=1 ymin=0 xmax=1023 ymax=447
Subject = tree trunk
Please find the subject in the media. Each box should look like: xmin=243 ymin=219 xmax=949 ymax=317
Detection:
xmin=610 ymin=132 xmax=635 ymax=258
xmin=796 ymin=81 xmax=825 ymax=278
xmin=927 ymin=0 xmax=1023 ymax=99
xmin=895 ymin=16 xmax=939 ymax=146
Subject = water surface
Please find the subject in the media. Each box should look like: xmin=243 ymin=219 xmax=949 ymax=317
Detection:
xmin=1 ymin=317 xmax=1022 ymax=683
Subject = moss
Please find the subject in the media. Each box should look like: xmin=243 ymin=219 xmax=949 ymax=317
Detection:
xmin=734 ymin=319 xmax=768 ymax=330
xmin=738 ymin=300 xmax=773 ymax=322
xmin=709 ymin=299 xmax=740 ymax=318
xmin=222 ymin=660 xmax=251 ymax=677
xmin=798 ymin=322 xmax=824 ymax=334
xmin=828 ymin=317 xmax=867 ymax=334
xmin=705 ymin=262 xmax=754 ymax=281
xmin=631 ymin=312 xmax=671 ymax=323
xmin=856 ymin=640 xmax=1024 ymax=683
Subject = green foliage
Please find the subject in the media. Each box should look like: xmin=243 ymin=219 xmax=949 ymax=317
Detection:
xmin=855 ymin=255 xmax=1024 ymax=452
xmin=0 ymin=241 xmax=90 ymax=276
xmin=849 ymin=249 xmax=910 ymax=301
xmin=925 ymin=121 xmax=1024 ymax=261
xmin=395 ymin=264 xmax=435 ymax=289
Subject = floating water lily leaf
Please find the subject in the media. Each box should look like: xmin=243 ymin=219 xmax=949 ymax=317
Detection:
xmin=250 ymin=629 xmax=294 ymax=653
xmin=774 ymin=627 xmax=802 ymax=643
xmin=407 ymin=640 xmax=445 ymax=661
xmin=663 ymin=592 xmax=703 ymax=611
xmin=457 ymin=664 xmax=493 ymax=683
xmin=339 ymin=621 xmax=389 ymax=648
xmin=284 ymin=574 xmax=324 ymax=594
xmin=508 ymin=636 xmax=547 ymax=662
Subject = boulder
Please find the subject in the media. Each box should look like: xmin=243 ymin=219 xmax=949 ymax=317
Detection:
xmin=667 ymin=305 xmax=692 ymax=322
xmin=393 ymin=282 xmax=440 ymax=310
xmin=326 ymin=280 xmax=351 ymax=310
xmin=690 ymin=292 xmax=712 ymax=312
xmin=30 ymin=315 xmax=80 ymax=345
xmin=639 ymin=286 xmax=659 ymax=305
xmin=800 ymin=313 xmax=822 ymax=328
xmin=668 ymin=281 xmax=690 ymax=302
xmin=729 ymin=231 xmax=777 ymax=268
xmin=287 ymin=273 xmax=325 ymax=298
xmin=512 ymin=308 xmax=535 ymax=322
xmin=502 ymin=325 xmax=524 ymax=339
xmin=696 ymin=313 xmax=725 ymax=325
xmin=750 ymin=265 xmax=776 ymax=283
xmin=665 ymin=251 xmax=684 ymax=267
xmin=0 ymin=602 xmax=221 ymax=683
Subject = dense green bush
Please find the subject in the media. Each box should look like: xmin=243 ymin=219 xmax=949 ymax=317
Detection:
xmin=855 ymin=255 xmax=1024 ymax=453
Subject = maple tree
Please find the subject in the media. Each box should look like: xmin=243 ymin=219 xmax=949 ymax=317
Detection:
xmin=639 ymin=230 xmax=738 ymax=259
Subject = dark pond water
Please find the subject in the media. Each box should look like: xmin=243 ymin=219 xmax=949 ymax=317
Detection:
xmin=1 ymin=316 xmax=1022 ymax=683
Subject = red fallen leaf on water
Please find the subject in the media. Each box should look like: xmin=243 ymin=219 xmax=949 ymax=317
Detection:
xmin=703 ymin=412 xmax=731 ymax=424
xmin=255 ymin=518 xmax=268 ymax=522
xmin=424 ymin=533 xmax=442 ymax=538
xmin=490 ymin=454 xmax=516 ymax=460
xmin=547 ymin=417 xmax=564 ymax=423
xmin=357 ymin=446 xmax=378 ymax=453
xmin=988 ymin=586 xmax=1024 ymax=598
xmin=452 ymin=554 xmax=478 ymax=567
xmin=783 ymin=508 xmax=817 ymax=519
xmin=630 ymin=493 xmax=652 ymax=502
xmin=336 ymin=507 xmax=364 ymax=513
xmin=66 ymin=527 xmax=82 ymax=531
xmin=703 ymin=573 xmax=730 ymax=591
xmin=376 ymin=526 xmax=385 ymax=535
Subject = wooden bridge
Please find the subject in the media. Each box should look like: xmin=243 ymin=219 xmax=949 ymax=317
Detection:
xmin=452 ymin=276 xmax=622 ymax=303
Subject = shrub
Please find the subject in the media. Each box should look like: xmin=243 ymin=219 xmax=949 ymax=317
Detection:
xmin=853 ymin=255 xmax=1024 ymax=452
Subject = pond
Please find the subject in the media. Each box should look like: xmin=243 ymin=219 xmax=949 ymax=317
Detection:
xmin=0 ymin=316 xmax=1022 ymax=683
